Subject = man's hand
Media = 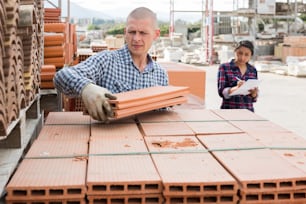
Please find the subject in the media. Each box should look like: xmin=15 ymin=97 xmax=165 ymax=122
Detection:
xmin=81 ymin=83 xmax=117 ymax=122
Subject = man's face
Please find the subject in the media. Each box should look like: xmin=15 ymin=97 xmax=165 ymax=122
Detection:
xmin=124 ymin=17 xmax=160 ymax=57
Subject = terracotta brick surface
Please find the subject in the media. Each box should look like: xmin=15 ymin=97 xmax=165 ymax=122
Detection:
xmin=212 ymin=109 xmax=266 ymax=121
xmin=145 ymin=136 xmax=238 ymax=201
xmin=91 ymin=123 xmax=143 ymax=140
xmin=198 ymin=133 xmax=306 ymax=203
xmin=36 ymin=125 xmax=90 ymax=141
xmin=6 ymin=198 xmax=86 ymax=204
xmin=186 ymin=121 xmax=244 ymax=135
xmin=25 ymin=139 xmax=88 ymax=158
xmin=136 ymin=110 xmax=182 ymax=122
xmin=6 ymin=159 xmax=87 ymax=201
xmin=175 ymin=109 xmax=224 ymax=122
xmin=140 ymin=121 xmax=195 ymax=136
xmin=44 ymin=111 xmax=90 ymax=125
xmin=86 ymin=155 xmax=162 ymax=195
xmin=230 ymin=120 xmax=292 ymax=134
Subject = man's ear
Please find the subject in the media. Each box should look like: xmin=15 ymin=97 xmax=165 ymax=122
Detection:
xmin=154 ymin=29 xmax=160 ymax=40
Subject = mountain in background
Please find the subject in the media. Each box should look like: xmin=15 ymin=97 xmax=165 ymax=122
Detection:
xmin=69 ymin=2 xmax=114 ymax=19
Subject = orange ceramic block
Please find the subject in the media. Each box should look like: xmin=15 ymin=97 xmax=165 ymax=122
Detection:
xmin=159 ymin=61 xmax=206 ymax=101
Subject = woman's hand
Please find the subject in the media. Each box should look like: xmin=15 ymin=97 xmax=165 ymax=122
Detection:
xmin=249 ymin=87 xmax=258 ymax=98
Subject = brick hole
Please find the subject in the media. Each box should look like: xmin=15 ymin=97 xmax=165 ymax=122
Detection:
xmin=92 ymin=185 xmax=107 ymax=191
xmin=67 ymin=188 xmax=82 ymax=194
xmin=246 ymin=194 xmax=259 ymax=201
xmin=128 ymin=198 xmax=141 ymax=203
xmin=187 ymin=185 xmax=200 ymax=192
xmin=220 ymin=196 xmax=233 ymax=202
xmin=93 ymin=198 xmax=107 ymax=204
xmin=296 ymin=180 xmax=306 ymax=187
xmin=145 ymin=183 xmax=159 ymax=190
xmin=127 ymin=184 xmax=141 ymax=191
xmin=262 ymin=194 xmax=275 ymax=200
xmin=294 ymin=192 xmax=306 ymax=199
xmin=110 ymin=185 xmax=124 ymax=191
xmin=31 ymin=189 xmax=45 ymax=196
xmin=263 ymin=182 xmax=277 ymax=189
xmin=204 ymin=196 xmax=217 ymax=202
xmin=279 ymin=181 xmax=293 ymax=188
xmin=169 ymin=185 xmax=183 ymax=192
xmin=49 ymin=202 xmax=62 ymax=204
xmin=170 ymin=197 xmax=184 ymax=203
xmin=246 ymin=183 xmax=260 ymax=189
xmin=187 ymin=196 xmax=201 ymax=203
xmin=203 ymin=185 xmax=217 ymax=191
xmin=49 ymin=189 xmax=64 ymax=195
xmin=67 ymin=202 xmax=81 ymax=204
xmin=110 ymin=198 xmax=124 ymax=204
xmin=12 ymin=189 xmax=27 ymax=196
xmin=146 ymin=197 xmax=160 ymax=203
xmin=278 ymin=193 xmax=291 ymax=200
xmin=32 ymin=202 xmax=45 ymax=204
xmin=220 ymin=184 xmax=234 ymax=191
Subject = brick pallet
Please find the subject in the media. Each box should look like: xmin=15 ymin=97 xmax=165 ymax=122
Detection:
xmin=5 ymin=109 xmax=306 ymax=204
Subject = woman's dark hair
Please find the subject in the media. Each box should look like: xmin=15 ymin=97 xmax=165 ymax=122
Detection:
xmin=235 ymin=40 xmax=254 ymax=55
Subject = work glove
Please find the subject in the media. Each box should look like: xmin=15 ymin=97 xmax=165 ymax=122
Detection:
xmin=81 ymin=83 xmax=117 ymax=122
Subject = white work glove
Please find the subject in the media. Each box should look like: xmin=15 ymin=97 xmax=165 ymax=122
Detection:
xmin=81 ymin=83 xmax=117 ymax=122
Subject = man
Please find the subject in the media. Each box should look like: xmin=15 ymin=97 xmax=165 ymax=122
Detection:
xmin=54 ymin=7 xmax=169 ymax=122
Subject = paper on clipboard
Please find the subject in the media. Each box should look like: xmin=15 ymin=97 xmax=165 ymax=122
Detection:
xmin=229 ymin=79 xmax=260 ymax=96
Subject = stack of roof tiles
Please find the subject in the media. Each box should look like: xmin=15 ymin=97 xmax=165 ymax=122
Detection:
xmin=0 ymin=0 xmax=44 ymax=137
xmin=6 ymin=108 xmax=306 ymax=204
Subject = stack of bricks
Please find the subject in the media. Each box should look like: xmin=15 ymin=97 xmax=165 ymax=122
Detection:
xmin=0 ymin=0 xmax=44 ymax=137
xmin=43 ymin=8 xmax=77 ymax=69
xmin=5 ymin=108 xmax=306 ymax=204
xmin=39 ymin=64 xmax=56 ymax=89
xmin=281 ymin=36 xmax=306 ymax=63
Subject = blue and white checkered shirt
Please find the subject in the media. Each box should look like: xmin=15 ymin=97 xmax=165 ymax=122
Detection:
xmin=54 ymin=44 xmax=169 ymax=97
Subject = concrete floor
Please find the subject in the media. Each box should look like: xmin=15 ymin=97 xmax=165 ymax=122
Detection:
xmin=201 ymin=64 xmax=306 ymax=139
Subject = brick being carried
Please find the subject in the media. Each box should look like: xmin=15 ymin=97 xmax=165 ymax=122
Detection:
xmin=44 ymin=112 xmax=91 ymax=125
xmin=198 ymin=133 xmax=306 ymax=203
xmin=5 ymin=159 xmax=87 ymax=202
xmin=87 ymin=124 xmax=162 ymax=196
xmin=107 ymin=86 xmax=189 ymax=119
xmin=109 ymin=86 xmax=190 ymax=109
xmin=112 ymin=96 xmax=187 ymax=119
xmin=145 ymin=136 xmax=239 ymax=203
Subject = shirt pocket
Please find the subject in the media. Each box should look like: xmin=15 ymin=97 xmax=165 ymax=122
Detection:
xmin=113 ymin=80 xmax=132 ymax=93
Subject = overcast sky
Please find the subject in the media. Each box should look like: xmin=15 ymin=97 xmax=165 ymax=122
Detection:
xmin=63 ymin=0 xmax=234 ymax=21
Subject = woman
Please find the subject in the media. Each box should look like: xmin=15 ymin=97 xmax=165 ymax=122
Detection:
xmin=217 ymin=40 xmax=259 ymax=112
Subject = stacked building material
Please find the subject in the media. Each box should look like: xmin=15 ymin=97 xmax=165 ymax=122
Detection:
xmin=0 ymin=0 xmax=43 ymax=137
xmin=40 ymin=64 xmax=56 ymax=89
xmin=6 ymin=109 xmax=306 ymax=203
xmin=43 ymin=16 xmax=77 ymax=69
xmin=5 ymin=112 xmax=90 ymax=204
xmin=44 ymin=7 xmax=61 ymax=23
xmin=87 ymin=123 xmax=164 ymax=203
xmin=281 ymin=36 xmax=306 ymax=63
xmin=108 ymin=85 xmax=190 ymax=119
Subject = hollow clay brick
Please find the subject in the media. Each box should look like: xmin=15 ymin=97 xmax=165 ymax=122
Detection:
xmin=6 ymin=159 xmax=87 ymax=201
xmin=44 ymin=112 xmax=90 ymax=125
